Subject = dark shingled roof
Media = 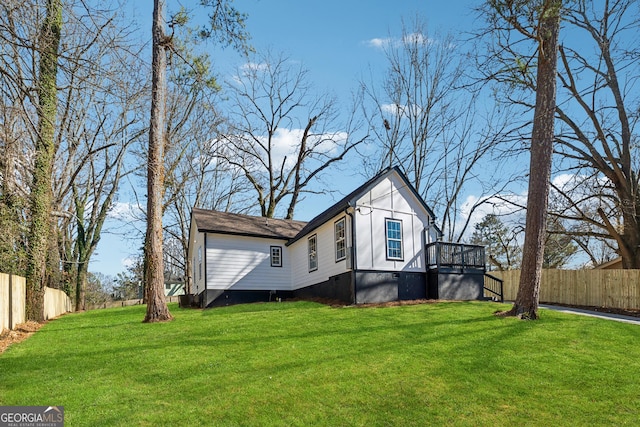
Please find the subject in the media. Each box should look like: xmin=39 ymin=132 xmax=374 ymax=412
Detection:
xmin=192 ymin=208 xmax=307 ymax=240
xmin=192 ymin=166 xmax=440 ymax=244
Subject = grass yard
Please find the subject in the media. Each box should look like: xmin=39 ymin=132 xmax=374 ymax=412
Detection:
xmin=1 ymin=301 xmax=639 ymax=426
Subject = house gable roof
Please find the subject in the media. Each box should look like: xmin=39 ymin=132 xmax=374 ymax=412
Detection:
xmin=191 ymin=166 xmax=440 ymax=245
xmin=191 ymin=208 xmax=307 ymax=240
xmin=286 ymin=166 xmax=439 ymax=245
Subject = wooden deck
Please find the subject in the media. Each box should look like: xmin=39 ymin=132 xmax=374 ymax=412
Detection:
xmin=425 ymin=242 xmax=486 ymax=271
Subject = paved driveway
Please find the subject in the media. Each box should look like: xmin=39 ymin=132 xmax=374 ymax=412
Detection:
xmin=540 ymin=304 xmax=640 ymax=325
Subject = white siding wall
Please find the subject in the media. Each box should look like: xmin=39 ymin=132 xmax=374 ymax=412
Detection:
xmin=189 ymin=170 xmax=439 ymax=296
xmin=354 ymin=174 xmax=433 ymax=272
xmin=205 ymin=234 xmax=292 ymax=290
xmin=289 ymin=213 xmax=351 ymax=290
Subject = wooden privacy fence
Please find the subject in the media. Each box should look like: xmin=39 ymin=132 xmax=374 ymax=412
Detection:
xmin=0 ymin=273 xmax=26 ymax=331
xmin=493 ymin=269 xmax=640 ymax=310
xmin=1 ymin=273 xmax=73 ymax=331
xmin=44 ymin=286 xmax=74 ymax=320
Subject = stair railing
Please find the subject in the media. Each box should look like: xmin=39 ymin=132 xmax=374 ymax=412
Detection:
xmin=483 ymin=273 xmax=504 ymax=303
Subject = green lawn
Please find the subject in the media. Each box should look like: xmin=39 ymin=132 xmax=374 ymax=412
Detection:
xmin=1 ymin=301 xmax=639 ymax=426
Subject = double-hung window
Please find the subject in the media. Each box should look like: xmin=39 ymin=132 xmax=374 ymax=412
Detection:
xmin=335 ymin=217 xmax=346 ymax=262
xmin=270 ymin=246 xmax=282 ymax=267
xmin=385 ymin=218 xmax=403 ymax=260
xmin=308 ymin=234 xmax=318 ymax=272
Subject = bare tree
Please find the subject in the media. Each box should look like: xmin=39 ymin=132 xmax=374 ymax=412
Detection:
xmin=0 ymin=18 xmax=31 ymax=274
xmin=0 ymin=2 xmax=40 ymax=228
xmin=551 ymin=0 xmax=640 ymax=268
xmin=218 ymin=50 xmax=367 ymax=219
xmin=164 ymin=152 xmax=246 ymax=294
xmin=361 ymin=21 xmax=463 ymax=190
xmin=0 ymin=0 xmax=150 ymax=318
xmin=46 ymin=3 xmax=149 ymax=311
xmin=162 ymin=50 xmax=248 ymax=295
xmin=359 ymin=18 xmax=512 ymax=241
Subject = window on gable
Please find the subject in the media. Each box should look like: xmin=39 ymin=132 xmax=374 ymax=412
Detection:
xmin=270 ymin=246 xmax=283 ymax=267
xmin=335 ymin=217 xmax=346 ymax=262
xmin=385 ymin=218 xmax=403 ymax=260
xmin=308 ymin=234 xmax=318 ymax=272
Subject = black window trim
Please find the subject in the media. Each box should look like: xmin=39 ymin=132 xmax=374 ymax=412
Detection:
xmin=308 ymin=234 xmax=318 ymax=272
xmin=270 ymin=245 xmax=283 ymax=267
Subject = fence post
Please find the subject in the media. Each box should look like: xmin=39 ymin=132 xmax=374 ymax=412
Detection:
xmin=8 ymin=273 xmax=12 ymax=330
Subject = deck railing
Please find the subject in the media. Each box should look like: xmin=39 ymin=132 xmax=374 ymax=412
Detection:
xmin=425 ymin=242 xmax=504 ymax=303
xmin=425 ymin=241 xmax=486 ymax=271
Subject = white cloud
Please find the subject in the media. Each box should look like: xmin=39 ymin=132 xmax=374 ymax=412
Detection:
xmin=552 ymin=173 xmax=576 ymax=189
xmin=365 ymin=32 xmax=435 ymax=50
xmin=381 ymin=103 xmax=398 ymax=115
xmin=365 ymin=37 xmax=391 ymax=49
xmin=267 ymin=128 xmax=303 ymax=168
xmin=381 ymin=103 xmax=423 ymax=117
xmin=254 ymin=127 xmax=347 ymax=169
xmin=109 ymin=201 xmax=141 ymax=222
xmin=551 ymin=172 xmax=609 ymax=193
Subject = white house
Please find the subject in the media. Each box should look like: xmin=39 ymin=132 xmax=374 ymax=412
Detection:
xmin=188 ymin=166 xmax=490 ymax=308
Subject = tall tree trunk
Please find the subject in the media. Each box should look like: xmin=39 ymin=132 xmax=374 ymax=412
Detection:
xmin=75 ymin=262 xmax=88 ymax=311
xmin=505 ymin=0 xmax=561 ymax=320
xmin=26 ymin=0 xmax=62 ymax=322
xmin=74 ymin=191 xmax=86 ymax=311
xmin=144 ymin=0 xmax=172 ymax=323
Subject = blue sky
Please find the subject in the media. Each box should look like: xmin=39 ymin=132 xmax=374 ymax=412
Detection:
xmin=89 ymin=0 xmax=481 ymax=277
xmin=213 ymin=0 xmax=477 ymax=95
